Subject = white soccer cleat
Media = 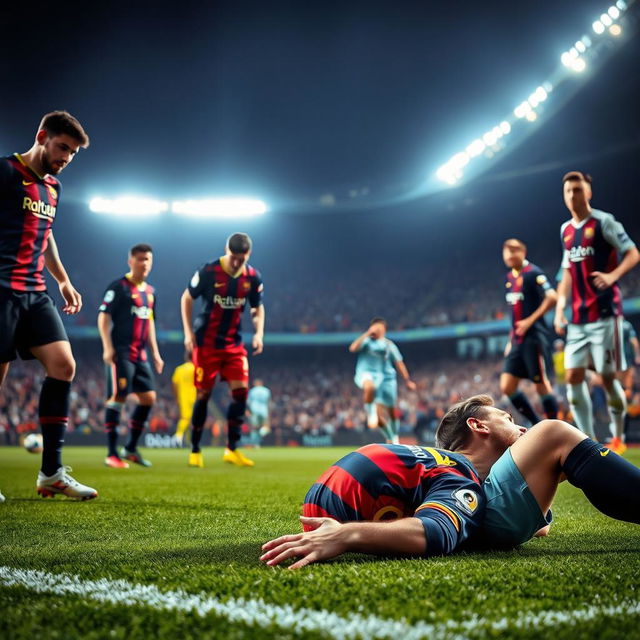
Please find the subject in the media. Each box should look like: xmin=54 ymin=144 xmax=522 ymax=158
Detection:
xmin=0 ymin=490 xmax=5 ymax=503
xmin=37 ymin=466 xmax=98 ymax=501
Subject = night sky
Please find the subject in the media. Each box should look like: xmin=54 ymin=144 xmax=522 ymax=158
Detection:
xmin=1 ymin=1 xmax=639 ymax=292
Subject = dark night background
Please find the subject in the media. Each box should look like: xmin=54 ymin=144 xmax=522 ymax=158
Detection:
xmin=1 ymin=1 xmax=639 ymax=331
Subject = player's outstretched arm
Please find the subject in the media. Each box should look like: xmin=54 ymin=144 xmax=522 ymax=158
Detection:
xmin=395 ymin=361 xmax=417 ymax=390
xmin=44 ymin=233 xmax=82 ymax=314
xmin=260 ymin=516 xmax=426 ymax=570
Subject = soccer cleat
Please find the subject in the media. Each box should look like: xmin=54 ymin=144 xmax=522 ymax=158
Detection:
xmin=121 ymin=448 xmax=152 ymax=467
xmin=105 ymin=455 xmax=130 ymax=469
xmin=606 ymin=437 xmax=628 ymax=455
xmin=189 ymin=452 xmax=204 ymax=468
xmin=37 ymin=466 xmax=98 ymax=501
xmin=223 ymin=447 xmax=255 ymax=467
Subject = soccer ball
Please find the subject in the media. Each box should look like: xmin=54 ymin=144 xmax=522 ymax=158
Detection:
xmin=24 ymin=433 xmax=43 ymax=454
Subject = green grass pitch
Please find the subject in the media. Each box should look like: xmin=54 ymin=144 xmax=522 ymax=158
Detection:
xmin=1 ymin=446 xmax=639 ymax=639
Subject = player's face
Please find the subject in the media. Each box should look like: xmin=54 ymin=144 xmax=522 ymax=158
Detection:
xmin=503 ymin=244 xmax=525 ymax=269
xmin=563 ymin=179 xmax=591 ymax=213
xmin=226 ymin=250 xmax=250 ymax=273
xmin=369 ymin=322 xmax=386 ymax=339
xmin=480 ymin=406 xmax=527 ymax=449
xmin=128 ymin=251 xmax=153 ymax=281
xmin=40 ymin=133 xmax=81 ymax=175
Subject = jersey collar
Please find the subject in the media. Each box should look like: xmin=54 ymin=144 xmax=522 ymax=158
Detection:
xmin=220 ymin=255 xmax=245 ymax=278
xmin=125 ymin=272 xmax=147 ymax=290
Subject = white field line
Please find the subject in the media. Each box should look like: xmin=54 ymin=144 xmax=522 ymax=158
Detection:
xmin=1 ymin=565 xmax=639 ymax=639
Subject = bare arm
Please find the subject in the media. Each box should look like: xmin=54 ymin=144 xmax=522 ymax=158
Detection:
xmin=591 ymin=246 xmax=640 ymax=290
xmin=260 ymin=516 xmax=426 ymax=570
xmin=395 ymin=361 xmax=417 ymax=391
xmin=180 ymin=289 xmax=196 ymax=355
xmin=631 ymin=336 xmax=640 ymax=365
xmin=147 ymin=317 xmax=164 ymax=374
xmin=97 ymin=312 xmax=115 ymax=365
xmin=349 ymin=331 xmax=370 ymax=353
xmin=515 ymin=289 xmax=558 ymax=337
xmin=251 ymin=304 xmax=265 ymax=355
xmin=44 ymin=232 xmax=82 ymax=314
xmin=554 ymin=269 xmax=572 ymax=335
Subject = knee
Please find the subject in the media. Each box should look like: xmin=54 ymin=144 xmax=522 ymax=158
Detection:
xmin=50 ymin=357 xmax=75 ymax=381
xmin=565 ymin=369 xmax=585 ymax=385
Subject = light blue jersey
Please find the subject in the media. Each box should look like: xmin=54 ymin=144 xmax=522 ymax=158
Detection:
xmin=354 ymin=338 xmax=403 ymax=406
xmin=248 ymin=385 xmax=271 ymax=415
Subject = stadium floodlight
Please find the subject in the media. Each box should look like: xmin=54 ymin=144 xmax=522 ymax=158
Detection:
xmin=609 ymin=24 xmax=622 ymax=36
xmin=581 ymin=35 xmax=592 ymax=47
xmin=571 ymin=57 xmax=587 ymax=72
xmin=514 ymin=101 xmax=532 ymax=118
xmin=608 ymin=5 xmax=620 ymax=18
xmin=483 ymin=131 xmax=498 ymax=146
xmin=525 ymin=111 xmax=537 ymax=122
xmin=499 ymin=121 xmax=511 ymax=135
xmin=616 ymin=0 xmax=627 ymax=9
xmin=466 ymin=139 xmax=486 ymax=158
xmin=593 ymin=20 xmax=605 ymax=33
xmin=89 ymin=197 xmax=168 ymax=216
xmin=600 ymin=13 xmax=613 ymax=26
xmin=171 ymin=198 xmax=268 ymax=218
xmin=575 ymin=40 xmax=586 ymax=53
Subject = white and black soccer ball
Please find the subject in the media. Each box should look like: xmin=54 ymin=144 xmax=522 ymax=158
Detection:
xmin=23 ymin=433 xmax=43 ymax=454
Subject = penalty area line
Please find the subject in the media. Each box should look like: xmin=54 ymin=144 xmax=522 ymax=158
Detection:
xmin=1 ymin=566 xmax=639 ymax=639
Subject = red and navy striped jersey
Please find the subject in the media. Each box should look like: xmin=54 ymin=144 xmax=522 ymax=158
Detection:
xmin=0 ymin=154 xmax=61 ymax=292
xmin=505 ymin=261 xmax=552 ymax=344
xmin=99 ymin=275 xmax=156 ymax=363
xmin=304 ymin=443 xmax=484 ymax=556
xmin=188 ymin=257 xmax=263 ymax=350
xmin=560 ymin=209 xmax=635 ymax=324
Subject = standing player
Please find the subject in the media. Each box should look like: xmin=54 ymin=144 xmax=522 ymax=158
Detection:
xmin=500 ymin=239 xmax=559 ymax=424
xmin=98 ymin=244 xmax=164 ymax=468
xmin=247 ymin=379 xmax=271 ymax=445
xmin=171 ymin=353 xmax=196 ymax=446
xmin=349 ymin=317 xmax=416 ymax=444
xmin=554 ymin=171 xmax=639 ymax=451
xmin=181 ymin=232 xmax=264 ymax=467
xmin=0 ymin=111 xmax=96 ymax=500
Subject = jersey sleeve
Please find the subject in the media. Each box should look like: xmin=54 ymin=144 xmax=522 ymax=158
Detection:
xmin=387 ymin=340 xmax=403 ymax=364
xmin=248 ymin=270 xmax=264 ymax=308
xmin=187 ymin=265 xmax=207 ymax=299
xmin=98 ymin=281 xmax=123 ymax=315
xmin=532 ymin=267 xmax=553 ymax=295
xmin=600 ymin=213 xmax=636 ymax=255
xmin=560 ymin=223 xmax=571 ymax=269
xmin=413 ymin=473 xmax=484 ymax=556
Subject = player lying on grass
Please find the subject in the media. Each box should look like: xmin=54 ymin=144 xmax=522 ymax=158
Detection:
xmin=261 ymin=394 xmax=640 ymax=569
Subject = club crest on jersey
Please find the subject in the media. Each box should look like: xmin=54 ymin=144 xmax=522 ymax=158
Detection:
xmin=536 ymin=275 xmax=548 ymax=285
xmin=242 ymin=281 xmax=251 ymax=291
xmin=47 ymin=185 xmax=58 ymax=200
xmin=505 ymin=282 xmax=512 ymax=288
xmin=584 ymin=227 xmax=595 ymax=239
xmin=103 ymin=290 xmax=115 ymax=304
xmin=452 ymin=488 xmax=479 ymax=515
xmin=22 ymin=197 xmax=56 ymax=221
xmin=118 ymin=378 xmax=128 ymax=390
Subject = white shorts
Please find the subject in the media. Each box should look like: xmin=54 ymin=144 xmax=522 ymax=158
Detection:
xmin=564 ymin=316 xmax=626 ymax=375
xmin=354 ymin=370 xmax=383 ymax=389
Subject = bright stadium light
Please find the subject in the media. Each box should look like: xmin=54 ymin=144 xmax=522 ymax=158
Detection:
xmin=89 ymin=197 xmax=168 ymax=216
xmin=571 ymin=57 xmax=587 ymax=72
xmin=499 ymin=121 xmax=511 ymax=135
xmin=171 ymin=198 xmax=268 ymax=218
xmin=466 ymin=139 xmax=486 ymax=157
xmin=581 ymin=35 xmax=592 ymax=47
xmin=593 ymin=20 xmax=605 ymax=33
xmin=575 ymin=40 xmax=586 ymax=53
xmin=483 ymin=130 xmax=498 ymax=146
xmin=600 ymin=13 xmax=613 ymax=26
xmin=525 ymin=111 xmax=538 ymax=122
xmin=608 ymin=5 xmax=620 ymax=18
xmin=514 ymin=101 xmax=532 ymax=118
xmin=616 ymin=0 xmax=627 ymax=9
xmin=609 ymin=24 xmax=622 ymax=36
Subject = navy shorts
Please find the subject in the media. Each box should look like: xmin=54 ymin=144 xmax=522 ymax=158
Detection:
xmin=0 ymin=289 xmax=68 ymax=362
xmin=504 ymin=334 xmax=553 ymax=384
xmin=105 ymin=352 xmax=155 ymax=398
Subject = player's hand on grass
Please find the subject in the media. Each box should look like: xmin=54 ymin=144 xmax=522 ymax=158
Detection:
xmin=590 ymin=271 xmax=615 ymax=290
xmin=59 ymin=280 xmax=82 ymax=314
xmin=252 ymin=334 xmax=263 ymax=355
xmin=260 ymin=516 xmax=345 ymax=569
xmin=153 ymin=353 xmax=165 ymax=374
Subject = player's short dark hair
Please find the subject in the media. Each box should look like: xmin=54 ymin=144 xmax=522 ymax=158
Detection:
xmin=39 ymin=111 xmax=90 ymax=148
xmin=227 ymin=233 xmax=252 ymax=254
xmin=435 ymin=394 xmax=495 ymax=451
xmin=369 ymin=316 xmax=387 ymax=327
xmin=562 ymin=171 xmax=592 ymax=185
xmin=503 ymin=238 xmax=526 ymax=252
xmin=130 ymin=243 xmax=153 ymax=256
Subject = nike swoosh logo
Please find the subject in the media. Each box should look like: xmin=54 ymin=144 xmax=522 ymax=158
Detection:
xmin=22 ymin=180 xmax=34 ymax=186
xmin=214 ymin=283 xmax=224 ymax=288
xmin=600 ymin=449 xmax=610 ymax=457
